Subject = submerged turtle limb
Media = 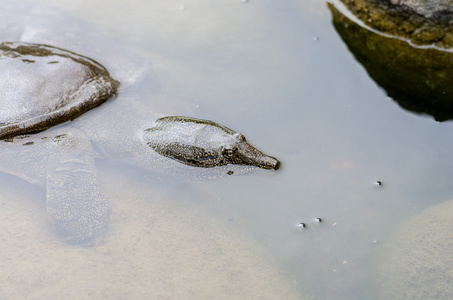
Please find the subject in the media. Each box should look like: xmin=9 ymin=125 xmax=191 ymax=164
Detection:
xmin=45 ymin=129 xmax=109 ymax=243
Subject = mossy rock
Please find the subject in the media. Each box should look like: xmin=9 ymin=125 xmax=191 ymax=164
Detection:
xmin=339 ymin=0 xmax=453 ymax=48
xmin=329 ymin=3 xmax=453 ymax=121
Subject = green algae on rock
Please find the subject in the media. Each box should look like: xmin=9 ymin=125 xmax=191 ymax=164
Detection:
xmin=329 ymin=3 xmax=453 ymax=121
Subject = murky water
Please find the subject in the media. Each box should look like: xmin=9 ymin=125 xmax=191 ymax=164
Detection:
xmin=1 ymin=0 xmax=453 ymax=299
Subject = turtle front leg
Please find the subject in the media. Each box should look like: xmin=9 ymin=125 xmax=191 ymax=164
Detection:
xmin=45 ymin=129 xmax=110 ymax=243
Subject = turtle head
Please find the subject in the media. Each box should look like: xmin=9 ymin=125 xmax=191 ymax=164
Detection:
xmin=143 ymin=116 xmax=280 ymax=171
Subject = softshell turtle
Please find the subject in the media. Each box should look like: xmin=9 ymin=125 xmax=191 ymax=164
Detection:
xmin=0 ymin=42 xmax=280 ymax=243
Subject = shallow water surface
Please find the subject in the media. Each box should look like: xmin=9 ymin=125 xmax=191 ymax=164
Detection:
xmin=1 ymin=0 xmax=453 ymax=299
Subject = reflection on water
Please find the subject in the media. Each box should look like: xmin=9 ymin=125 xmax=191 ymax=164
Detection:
xmin=330 ymin=2 xmax=453 ymax=122
xmin=2 ymin=0 xmax=453 ymax=299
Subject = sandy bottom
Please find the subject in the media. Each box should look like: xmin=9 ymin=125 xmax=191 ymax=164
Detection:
xmin=0 ymin=165 xmax=302 ymax=299
xmin=379 ymin=199 xmax=453 ymax=299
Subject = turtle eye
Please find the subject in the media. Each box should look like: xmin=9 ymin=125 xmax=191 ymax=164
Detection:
xmin=222 ymin=146 xmax=237 ymax=158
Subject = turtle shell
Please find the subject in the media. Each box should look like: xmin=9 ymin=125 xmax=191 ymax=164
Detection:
xmin=0 ymin=42 xmax=119 ymax=139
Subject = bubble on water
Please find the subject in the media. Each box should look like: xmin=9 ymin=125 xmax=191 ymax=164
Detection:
xmin=298 ymin=223 xmax=306 ymax=229
xmin=314 ymin=218 xmax=322 ymax=223
xmin=374 ymin=180 xmax=382 ymax=186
